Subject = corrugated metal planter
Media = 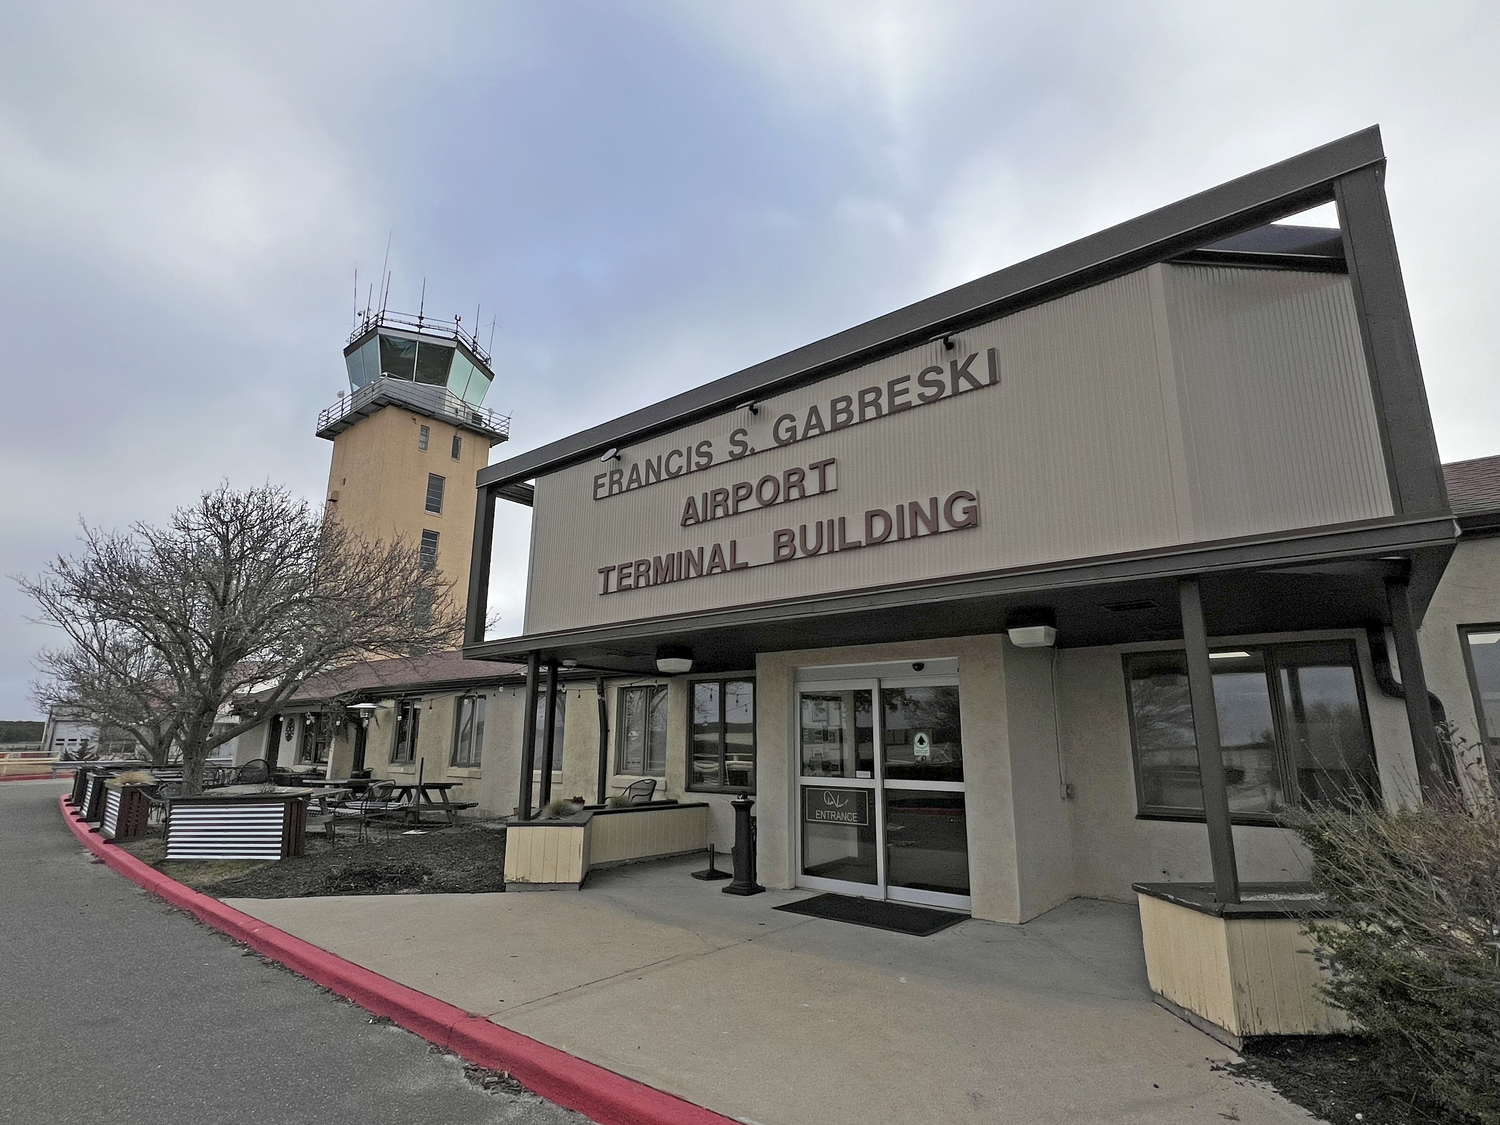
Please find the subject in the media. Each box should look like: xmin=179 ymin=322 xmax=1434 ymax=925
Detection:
xmin=68 ymin=767 xmax=90 ymax=808
xmin=1134 ymin=882 xmax=1351 ymax=1049
xmin=99 ymin=782 xmax=152 ymax=842
xmin=79 ymin=770 xmax=110 ymax=823
xmin=164 ymin=787 xmax=312 ymax=861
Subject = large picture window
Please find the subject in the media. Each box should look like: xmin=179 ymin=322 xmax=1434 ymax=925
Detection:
xmin=451 ymin=695 xmax=486 ymax=767
xmin=534 ymin=689 xmax=567 ymax=771
xmin=1125 ymin=640 xmax=1379 ymax=824
xmin=1460 ymin=626 xmax=1500 ymax=759
xmin=689 ymin=679 xmax=755 ymax=791
xmin=392 ymin=699 xmax=421 ymax=764
xmin=617 ymin=685 xmax=667 ymax=776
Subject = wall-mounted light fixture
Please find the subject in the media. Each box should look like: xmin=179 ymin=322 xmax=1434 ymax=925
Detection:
xmin=737 ymin=400 xmax=759 ymax=415
xmin=348 ymin=702 xmax=378 ymax=726
xmin=1006 ymin=607 xmax=1057 ymax=648
xmin=600 ymin=447 xmax=621 ymax=462
xmin=562 ymin=659 xmax=578 ymax=668
xmin=655 ymin=644 xmax=694 ymax=675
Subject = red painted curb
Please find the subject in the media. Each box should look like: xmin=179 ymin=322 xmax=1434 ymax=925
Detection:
xmin=58 ymin=796 xmax=736 ymax=1125
xmin=1 ymin=773 xmax=61 ymax=782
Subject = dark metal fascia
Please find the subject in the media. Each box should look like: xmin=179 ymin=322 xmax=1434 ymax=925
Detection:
xmin=477 ymin=126 xmax=1385 ymax=490
xmin=462 ymin=512 xmax=1456 ymax=662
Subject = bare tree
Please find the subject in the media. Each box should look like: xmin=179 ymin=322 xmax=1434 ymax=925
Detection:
xmin=21 ymin=483 xmax=461 ymax=793
xmin=32 ymin=627 xmax=181 ymax=767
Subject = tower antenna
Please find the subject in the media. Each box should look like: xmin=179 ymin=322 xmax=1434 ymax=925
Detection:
xmin=352 ymin=268 xmax=359 ymax=331
xmin=382 ymin=271 xmax=391 ymax=315
xmin=488 ymin=316 xmax=497 ymax=353
xmin=418 ymin=277 xmax=426 ymax=327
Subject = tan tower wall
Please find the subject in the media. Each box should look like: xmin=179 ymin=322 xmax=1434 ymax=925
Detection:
xmin=324 ymin=405 xmax=490 ymax=603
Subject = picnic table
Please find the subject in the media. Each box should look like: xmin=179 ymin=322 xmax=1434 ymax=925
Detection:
xmin=382 ymin=780 xmax=476 ymax=827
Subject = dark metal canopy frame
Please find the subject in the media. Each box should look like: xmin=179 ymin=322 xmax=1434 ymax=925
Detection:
xmin=465 ymin=127 xmax=1457 ymax=897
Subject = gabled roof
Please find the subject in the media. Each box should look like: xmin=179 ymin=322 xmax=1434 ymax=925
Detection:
xmin=1443 ymin=455 xmax=1500 ymax=531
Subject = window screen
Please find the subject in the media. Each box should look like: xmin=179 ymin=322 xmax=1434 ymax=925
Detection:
xmin=425 ymin=474 xmax=445 ymax=514
xmin=418 ymin=530 xmax=439 ymax=570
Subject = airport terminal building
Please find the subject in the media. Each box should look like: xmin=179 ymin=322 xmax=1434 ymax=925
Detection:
xmin=445 ymin=128 xmax=1494 ymax=924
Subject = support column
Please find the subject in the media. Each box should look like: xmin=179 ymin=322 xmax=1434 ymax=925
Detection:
xmin=1179 ymin=577 xmax=1240 ymax=905
xmin=465 ymin=485 xmax=497 ymax=646
xmin=518 ymin=652 xmax=540 ymax=820
xmin=1385 ymin=576 xmax=1451 ymax=800
xmin=595 ymin=677 xmax=610 ymax=805
xmin=538 ymin=659 xmax=560 ymax=810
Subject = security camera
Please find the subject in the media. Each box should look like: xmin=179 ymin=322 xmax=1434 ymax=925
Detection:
xmin=912 ymin=662 xmax=925 ymax=671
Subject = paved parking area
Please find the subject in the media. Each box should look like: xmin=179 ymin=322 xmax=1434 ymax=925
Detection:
xmin=0 ymin=780 xmax=582 ymax=1125
xmin=230 ymin=854 xmax=1313 ymax=1125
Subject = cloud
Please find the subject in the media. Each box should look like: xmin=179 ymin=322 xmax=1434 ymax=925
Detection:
xmin=3 ymin=1 xmax=1499 ymax=715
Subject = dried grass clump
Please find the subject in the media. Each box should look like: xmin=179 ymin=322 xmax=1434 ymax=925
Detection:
xmin=114 ymin=770 xmax=155 ymax=785
xmin=1290 ymin=781 xmax=1500 ymax=1124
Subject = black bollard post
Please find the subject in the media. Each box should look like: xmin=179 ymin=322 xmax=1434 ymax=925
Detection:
xmin=722 ymin=793 xmax=764 ymax=896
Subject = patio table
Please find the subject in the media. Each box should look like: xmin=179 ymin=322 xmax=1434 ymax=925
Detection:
xmin=382 ymin=781 xmax=473 ymax=827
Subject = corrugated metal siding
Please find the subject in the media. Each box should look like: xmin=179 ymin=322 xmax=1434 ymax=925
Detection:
xmin=524 ymin=262 xmax=1392 ymax=636
xmin=165 ymin=803 xmax=287 ymax=860
xmin=101 ymin=788 xmax=121 ymax=838
xmin=528 ymin=269 xmax=1184 ymax=633
xmin=1159 ymin=264 xmax=1392 ymax=538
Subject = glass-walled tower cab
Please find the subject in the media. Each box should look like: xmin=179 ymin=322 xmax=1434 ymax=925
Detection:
xmin=342 ymin=309 xmax=496 ymax=407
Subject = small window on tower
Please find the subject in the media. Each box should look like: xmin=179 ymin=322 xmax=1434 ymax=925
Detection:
xmin=418 ymin=425 xmax=430 ymax=451
xmin=419 ymin=530 xmax=439 ymax=570
xmin=425 ymin=474 xmax=445 ymax=514
xmin=451 ymin=434 xmax=462 ymax=460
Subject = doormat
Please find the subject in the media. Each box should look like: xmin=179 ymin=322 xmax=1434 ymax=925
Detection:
xmin=774 ymin=893 xmax=966 ymax=936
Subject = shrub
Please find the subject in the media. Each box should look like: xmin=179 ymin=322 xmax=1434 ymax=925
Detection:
xmin=1291 ymin=790 xmax=1500 ymax=1123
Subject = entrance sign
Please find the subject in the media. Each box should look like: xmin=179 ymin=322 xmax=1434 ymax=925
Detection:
xmin=803 ymin=786 xmax=870 ymax=826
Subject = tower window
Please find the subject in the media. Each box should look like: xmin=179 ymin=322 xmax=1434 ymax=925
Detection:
xmin=419 ymin=530 xmax=439 ymax=570
xmin=425 ymin=474 xmax=445 ymax=514
xmin=451 ymin=434 xmax=462 ymax=460
xmin=418 ymin=425 xmax=430 ymax=451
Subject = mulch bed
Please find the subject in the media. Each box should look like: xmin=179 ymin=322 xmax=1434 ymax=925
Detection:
xmin=1233 ymin=1036 xmax=1470 ymax=1125
xmin=119 ymin=823 xmax=508 ymax=898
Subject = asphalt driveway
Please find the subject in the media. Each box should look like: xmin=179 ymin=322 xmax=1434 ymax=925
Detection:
xmin=0 ymin=779 xmax=581 ymax=1125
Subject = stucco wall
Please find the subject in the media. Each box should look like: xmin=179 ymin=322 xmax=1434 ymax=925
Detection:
xmin=1419 ymin=535 xmax=1500 ymax=790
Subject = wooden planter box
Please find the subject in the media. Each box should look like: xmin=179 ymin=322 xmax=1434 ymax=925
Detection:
xmin=505 ymin=801 xmax=709 ymax=890
xmin=100 ymin=782 xmax=152 ymax=842
xmin=164 ymin=787 xmax=311 ymax=861
xmin=1135 ymin=882 xmax=1351 ymax=1048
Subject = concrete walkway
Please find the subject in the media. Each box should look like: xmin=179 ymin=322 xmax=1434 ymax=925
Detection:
xmin=228 ymin=856 xmax=1311 ymax=1125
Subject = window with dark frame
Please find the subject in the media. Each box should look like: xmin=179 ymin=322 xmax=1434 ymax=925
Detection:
xmin=451 ymin=434 xmax=462 ymax=460
xmin=392 ymin=699 xmax=421 ymax=763
xmin=451 ymin=695 xmax=486 ymax=767
xmin=534 ymin=689 xmax=567 ymax=772
xmin=418 ymin=424 xmax=429 ymax=451
xmin=689 ymin=679 xmax=755 ymax=791
xmin=617 ymin=685 xmax=667 ymax=776
xmin=1124 ymin=640 xmax=1380 ymax=824
xmin=298 ymin=713 xmax=332 ymax=764
xmin=1459 ymin=626 xmax=1500 ymax=758
xmin=418 ymin=529 xmax=439 ymax=570
xmin=425 ymin=473 xmax=445 ymax=514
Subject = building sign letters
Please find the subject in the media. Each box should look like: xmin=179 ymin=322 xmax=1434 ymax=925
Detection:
xmin=591 ymin=346 xmax=1002 ymax=596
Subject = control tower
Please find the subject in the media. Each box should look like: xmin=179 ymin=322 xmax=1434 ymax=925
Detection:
xmin=317 ymin=308 xmax=509 ymax=602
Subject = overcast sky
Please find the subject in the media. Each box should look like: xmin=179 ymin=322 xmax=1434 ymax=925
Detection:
xmin=3 ymin=2 xmax=1498 ymax=719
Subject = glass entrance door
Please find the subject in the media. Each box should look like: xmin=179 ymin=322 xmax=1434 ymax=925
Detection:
xmin=797 ymin=670 xmax=970 ymax=911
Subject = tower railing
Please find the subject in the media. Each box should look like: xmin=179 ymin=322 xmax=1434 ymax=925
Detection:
xmin=317 ymin=377 xmax=511 ymax=440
